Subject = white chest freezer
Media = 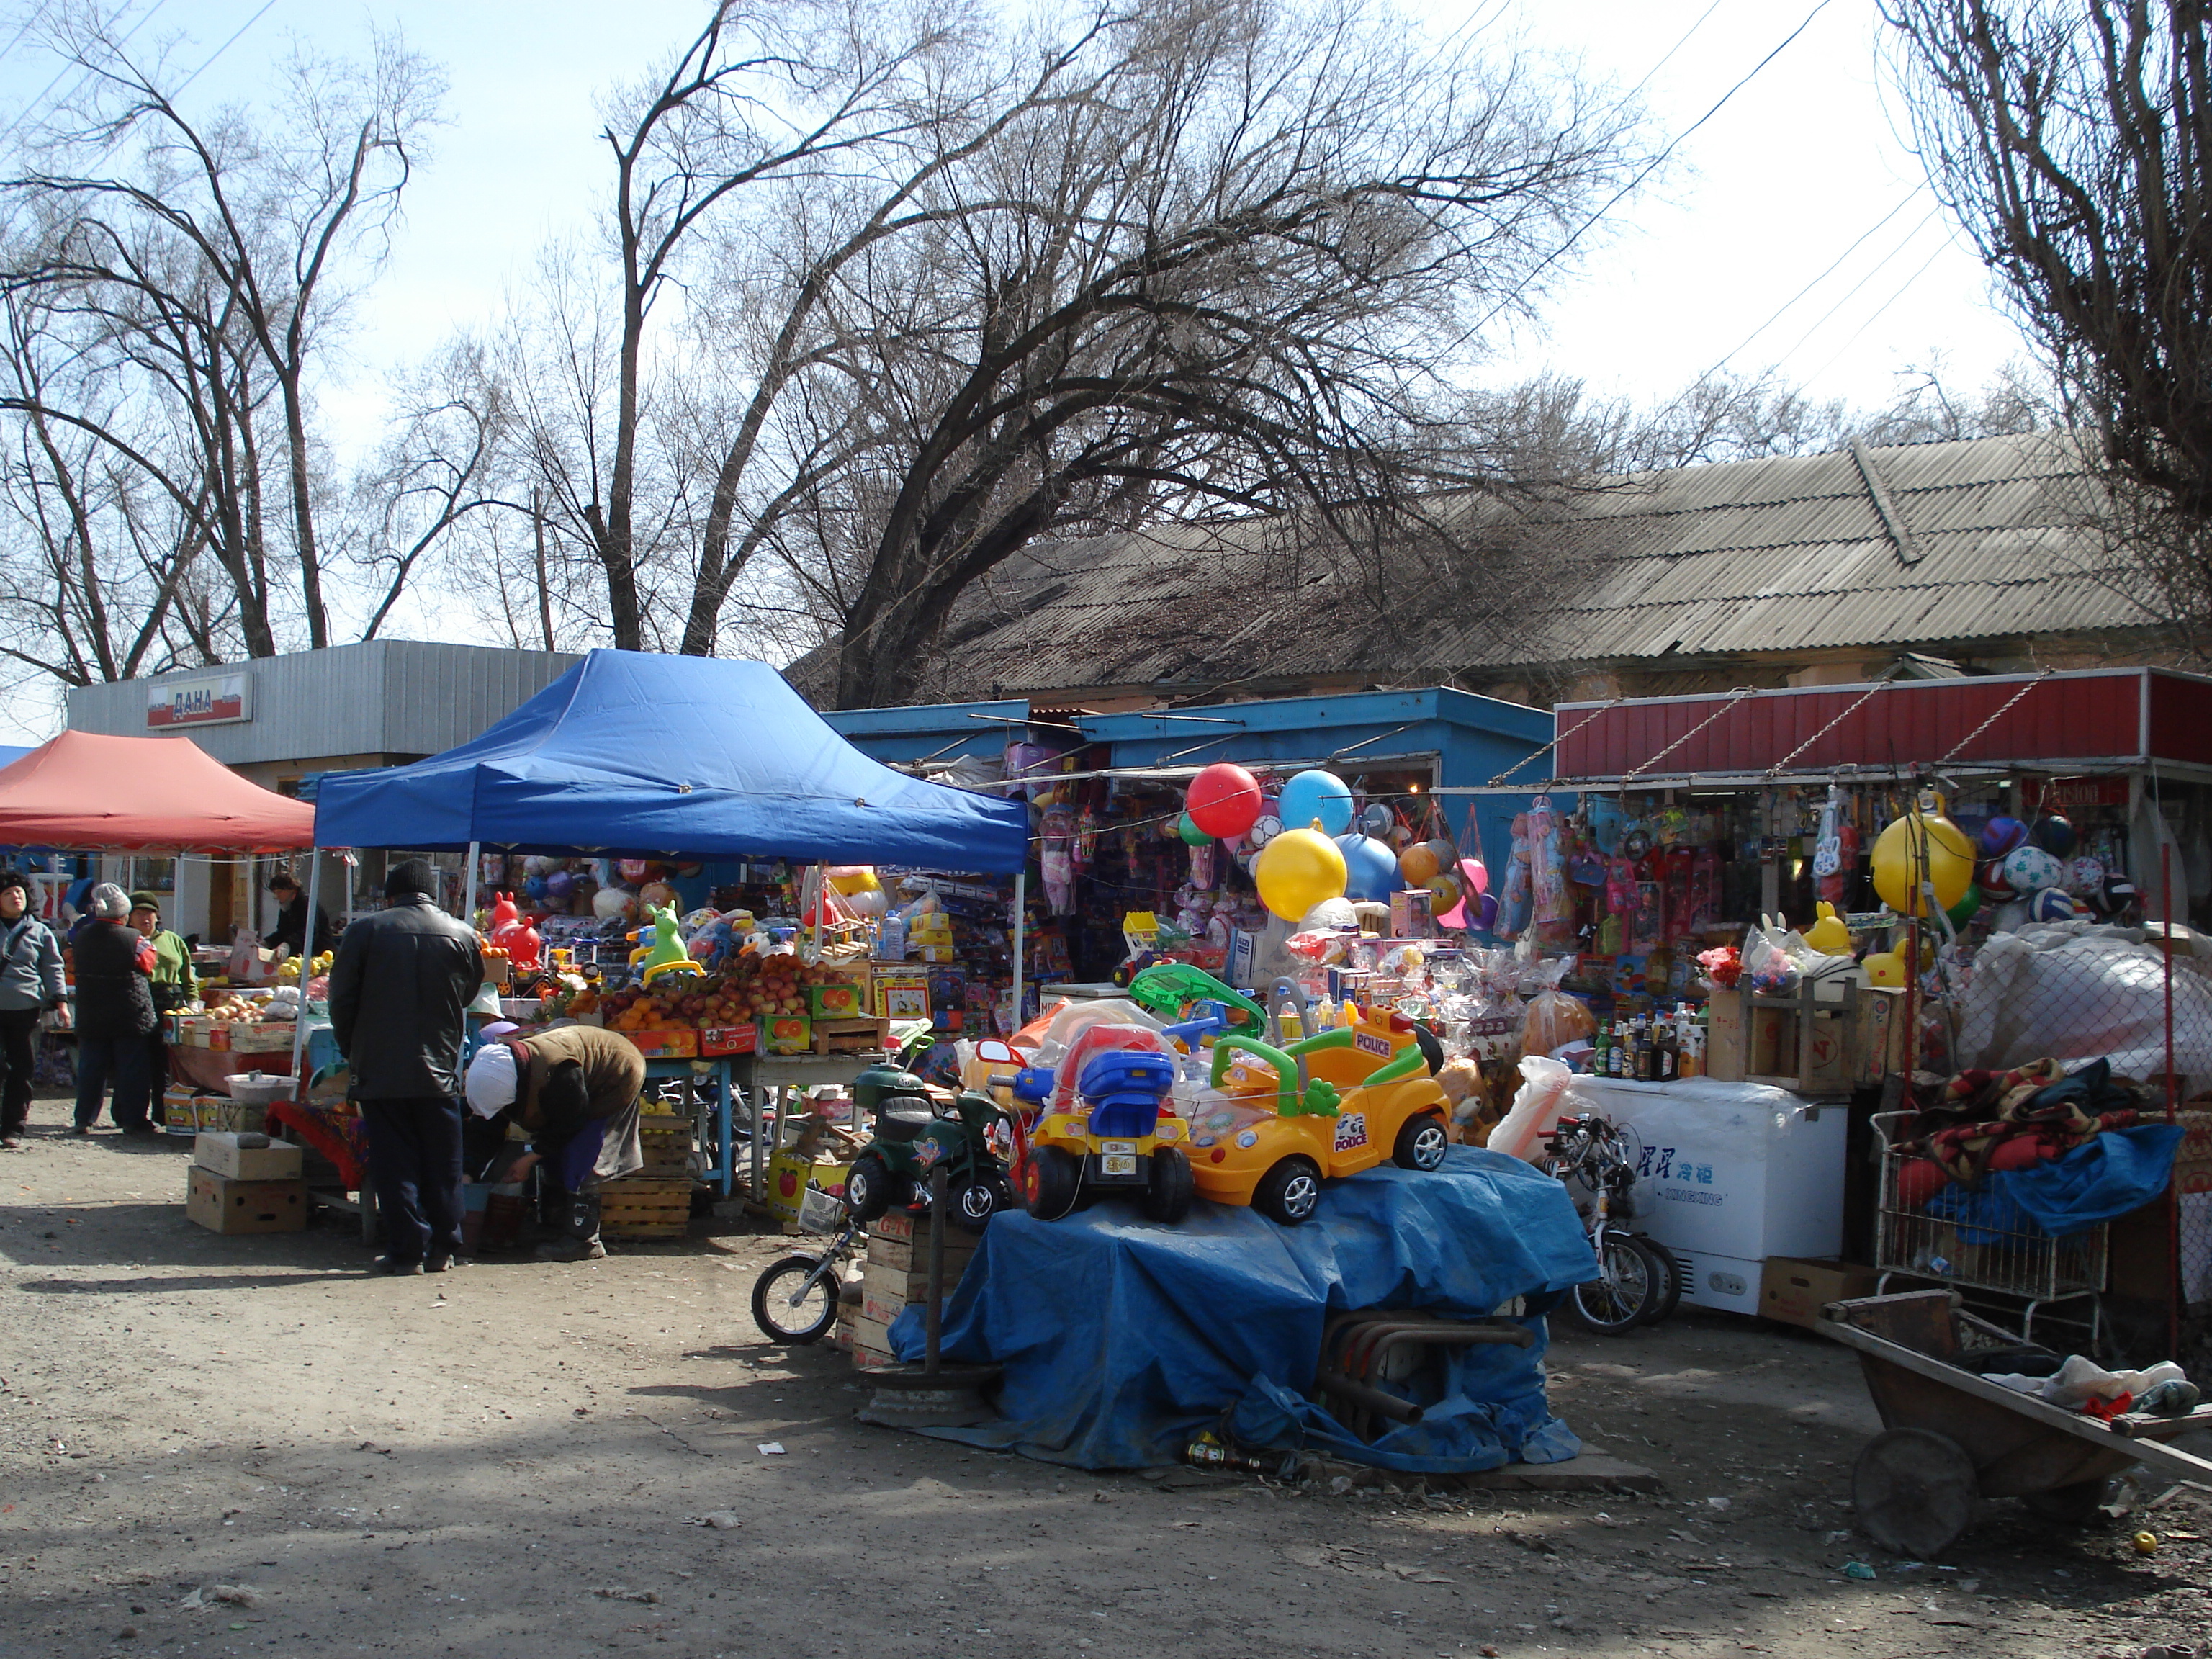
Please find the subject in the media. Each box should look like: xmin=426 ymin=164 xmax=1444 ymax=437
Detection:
xmin=1567 ymin=1076 xmax=1848 ymax=1316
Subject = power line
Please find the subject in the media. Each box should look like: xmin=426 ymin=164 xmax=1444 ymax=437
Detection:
xmin=1755 ymin=203 xmax=1947 ymax=374
xmin=1465 ymin=0 xmax=1836 ymax=338
xmin=1707 ymin=192 xmax=1932 ymax=374
xmin=1619 ymin=0 xmax=1727 ymax=102
xmin=0 ymin=0 xmax=171 ymax=153
xmin=171 ymin=0 xmax=279 ymax=99
xmin=1795 ymin=232 xmax=1959 ymax=385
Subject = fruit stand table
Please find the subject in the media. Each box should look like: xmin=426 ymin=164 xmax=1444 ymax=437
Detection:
xmin=730 ymin=1051 xmax=888 ymax=1204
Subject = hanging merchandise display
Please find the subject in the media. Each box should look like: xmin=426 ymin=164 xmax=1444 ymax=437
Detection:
xmin=1869 ymin=805 xmax=1974 ymax=916
xmin=1277 ymin=770 xmax=1355 ymax=837
xmin=1254 ymin=827 xmax=1349 ymax=922
xmin=1336 ymin=834 xmax=1400 ymax=903
xmin=1184 ymin=763 xmax=1264 ymax=840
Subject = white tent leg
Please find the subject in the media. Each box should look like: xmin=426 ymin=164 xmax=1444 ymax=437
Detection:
xmin=464 ymin=840 xmax=480 ymax=925
xmin=289 ymin=849 xmax=322 ymax=1087
xmin=1012 ymin=871 xmax=1025 ymax=1036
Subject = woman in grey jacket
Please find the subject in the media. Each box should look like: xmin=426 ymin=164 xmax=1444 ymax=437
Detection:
xmin=0 ymin=870 xmax=66 ymax=1148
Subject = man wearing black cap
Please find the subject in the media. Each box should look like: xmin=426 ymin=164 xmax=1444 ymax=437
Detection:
xmin=0 ymin=870 xmax=65 ymax=1148
xmin=326 ymin=860 xmax=482 ymax=1274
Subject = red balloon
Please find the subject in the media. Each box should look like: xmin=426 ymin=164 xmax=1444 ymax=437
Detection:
xmin=1185 ymin=763 xmax=1262 ymax=839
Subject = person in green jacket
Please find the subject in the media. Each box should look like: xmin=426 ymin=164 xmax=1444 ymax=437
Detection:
xmin=130 ymin=892 xmax=196 ymax=1122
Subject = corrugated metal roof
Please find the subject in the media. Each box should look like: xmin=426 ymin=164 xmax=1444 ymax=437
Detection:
xmin=876 ymin=433 xmax=2154 ymax=701
xmin=64 ymin=642 xmax=583 ymax=765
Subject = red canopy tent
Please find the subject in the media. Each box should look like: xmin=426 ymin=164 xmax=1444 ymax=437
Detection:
xmin=0 ymin=730 xmax=313 ymax=851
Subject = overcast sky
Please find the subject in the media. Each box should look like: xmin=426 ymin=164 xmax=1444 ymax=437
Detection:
xmin=0 ymin=0 xmax=2031 ymax=741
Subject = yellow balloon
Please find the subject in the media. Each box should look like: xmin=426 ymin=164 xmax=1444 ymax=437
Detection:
xmin=1424 ymin=872 xmax=1463 ymax=912
xmin=1871 ymin=812 xmax=1974 ymax=916
xmin=829 ymin=866 xmax=880 ymax=896
xmin=1255 ymin=827 xmax=1349 ymax=922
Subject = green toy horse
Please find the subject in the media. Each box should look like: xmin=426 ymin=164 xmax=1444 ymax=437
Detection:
xmin=629 ymin=901 xmax=701 ymax=984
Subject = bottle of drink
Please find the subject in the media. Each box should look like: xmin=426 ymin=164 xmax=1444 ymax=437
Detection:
xmin=1607 ymin=1021 xmax=1626 ymax=1077
xmin=1629 ymin=1016 xmax=1650 ymax=1081
xmin=1655 ymin=1013 xmax=1678 ymax=1081
xmin=1593 ymin=1019 xmax=1611 ymax=1076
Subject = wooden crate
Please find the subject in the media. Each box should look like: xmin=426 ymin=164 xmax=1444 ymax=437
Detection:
xmin=599 ymin=1176 xmax=692 ymax=1240
xmin=637 ymin=1114 xmax=693 ymax=1178
xmin=811 ymin=1016 xmax=890 ymax=1056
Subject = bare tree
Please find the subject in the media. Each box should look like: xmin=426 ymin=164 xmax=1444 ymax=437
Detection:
xmin=503 ymin=0 xmax=994 ymax=650
xmin=1882 ymin=0 xmax=2212 ymax=628
xmin=712 ymin=0 xmax=1644 ymax=706
xmin=0 ymin=2 xmax=441 ymax=662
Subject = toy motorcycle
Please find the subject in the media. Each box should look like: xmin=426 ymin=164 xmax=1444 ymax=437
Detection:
xmin=842 ymin=1041 xmax=1017 ymax=1233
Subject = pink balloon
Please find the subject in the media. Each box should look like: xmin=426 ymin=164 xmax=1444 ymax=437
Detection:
xmin=1461 ymin=857 xmax=1490 ymax=896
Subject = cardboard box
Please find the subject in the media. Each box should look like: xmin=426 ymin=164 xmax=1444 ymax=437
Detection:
xmin=1760 ymin=1256 xmax=1879 ymax=1328
xmin=2175 ymin=1108 xmax=2212 ymax=1196
xmin=1389 ymin=889 xmax=1434 ymax=939
xmin=806 ymin=982 xmax=866 ymax=1021
xmin=763 ymin=1015 xmax=811 ymax=1056
xmin=624 ymin=1028 xmax=698 ymax=1059
xmin=863 ymin=1259 xmax=971 ymax=1306
xmin=185 ymin=1167 xmax=307 ymax=1234
xmin=763 ymin=1151 xmax=850 ymax=1223
xmin=872 ymin=967 xmax=929 ymax=1020
xmin=698 ymin=1022 xmax=757 ymax=1057
xmin=230 ymin=1022 xmax=296 ymax=1053
xmin=192 ymin=1133 xmax=303 ymax=1182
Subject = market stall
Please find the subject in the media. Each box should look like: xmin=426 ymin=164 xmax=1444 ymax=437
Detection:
xmin=1457 ymin=667 xmax=2212 ymax=1358
xmin=304 ymin=649 xmax=1030 ymax=1219
xmin=0 ymin=731 xmax=317 ymax=1120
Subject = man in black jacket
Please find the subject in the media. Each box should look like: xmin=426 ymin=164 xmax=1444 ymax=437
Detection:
xmin=266 ymin=871 xmax=336 ymax=958
xmin=328 ymin=860 xmax=483 ymax=1274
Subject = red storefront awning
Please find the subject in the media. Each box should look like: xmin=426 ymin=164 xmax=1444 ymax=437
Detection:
xmin=1552 ymin=668 xmax=2212 ymax=783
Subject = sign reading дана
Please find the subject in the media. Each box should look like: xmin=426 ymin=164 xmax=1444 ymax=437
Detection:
xmin=145 ymin=672 xmax=251 ymax=729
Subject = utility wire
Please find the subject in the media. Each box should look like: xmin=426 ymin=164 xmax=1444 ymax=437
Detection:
xmin=0 ymin=0 xmax=171 ymax=152
xmin=1707 ymin=192 xmax=1932 ymax=374
xmin=1757 ymin=203 xmax=1947 ymax=374
xmin=1794 ymin=232 xmax=1959 ymax=385
xmin=1464 ymin=0 xmax=1835 ymax=338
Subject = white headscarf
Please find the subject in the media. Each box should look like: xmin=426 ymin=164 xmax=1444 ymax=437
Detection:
xmin=91 ymin=882 xmax=130 ymax=920
xmin=464 ymin=1042 xmax=519 ymax=1118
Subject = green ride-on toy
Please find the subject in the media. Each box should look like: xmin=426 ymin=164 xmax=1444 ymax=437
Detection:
xmin=842 ymin=1028 xmax=1017 ymax=1233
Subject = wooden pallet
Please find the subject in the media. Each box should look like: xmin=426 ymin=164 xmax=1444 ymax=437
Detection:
xmin=599 ymin=1176 xmax=692 ymax=1240
xmin=811 ymin=1016 xmax=890 ymax=1056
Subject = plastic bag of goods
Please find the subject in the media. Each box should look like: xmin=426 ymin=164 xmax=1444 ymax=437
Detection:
xmin=1520 ymin=957 xmax=1596 ymax=1056
xmin=1488 ymin=1055 xmax=1582 ymax=1164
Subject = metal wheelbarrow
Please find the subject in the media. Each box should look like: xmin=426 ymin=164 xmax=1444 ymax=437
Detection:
xmin=1817 ymin=1290 xmax=2212 ymax=1559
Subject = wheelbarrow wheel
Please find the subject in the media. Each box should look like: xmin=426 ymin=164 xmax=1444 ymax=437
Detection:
xmin=2020 ymin=1478 xmax=2111 ymax=1527
xmin=1853 ymin=1428 xmax=1979 ymax=1559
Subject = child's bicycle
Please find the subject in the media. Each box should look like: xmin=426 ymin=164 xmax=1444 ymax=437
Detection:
xmin=1542 ymin=1112 xmax=1681 ymax=1334
xmin=749 ymin=1213 xmax=865 ymax=1344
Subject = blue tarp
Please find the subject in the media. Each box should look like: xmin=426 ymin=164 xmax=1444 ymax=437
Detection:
xmin=1928 ymin=1123 xmax=2185 ymax=1241
xmin=312 ymin=650 xmax=1028 ymax=871
xmin=887 ymin=1147 xmax=1593 ymax=1471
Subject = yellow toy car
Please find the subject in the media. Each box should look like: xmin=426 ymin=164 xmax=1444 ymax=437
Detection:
xmin=1184 ymin=1019 xmax=1452 ymax=1226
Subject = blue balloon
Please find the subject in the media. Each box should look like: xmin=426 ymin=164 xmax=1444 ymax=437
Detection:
xmin=1278 ymin=770 xmax=1353 ymax=836
xmin=1336 ymin=834 xmax=1399 ymax=903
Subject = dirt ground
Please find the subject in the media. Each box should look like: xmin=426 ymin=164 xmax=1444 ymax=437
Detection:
xmin=2 ymin=1089 xmax=2208 ymax=1659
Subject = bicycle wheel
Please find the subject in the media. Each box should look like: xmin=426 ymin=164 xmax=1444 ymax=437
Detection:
xmin=1564 ymin=1233 xmax=1663 ymax=1334
xmin=1635 ymin=1235 xmax=1683 ymax=1326
xmin=750 ymin=1254 xmax=841 ymax=1344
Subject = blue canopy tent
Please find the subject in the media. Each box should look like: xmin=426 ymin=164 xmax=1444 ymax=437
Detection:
xmin=313 ymin=649 xmax=1028 ymax=870
xmin=302 ymin=652 xmax=1032 ymax=1104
